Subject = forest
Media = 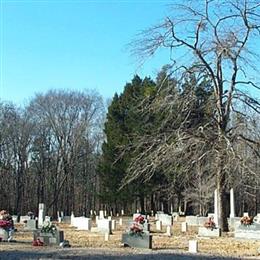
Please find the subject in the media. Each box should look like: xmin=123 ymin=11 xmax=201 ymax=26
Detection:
xmin=0 ymin=69 xmax=259 ymax=220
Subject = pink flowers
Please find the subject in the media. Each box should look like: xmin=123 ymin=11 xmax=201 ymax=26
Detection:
xmin=0 ymin=220 xmax=12 ymax=228
xmin=134 ymin=215 xmax=145 ymax=224
xmin=204 ymin=217 xmax=216 ymax=230
xmin=130 ymin=222 xmax=143 ymax=234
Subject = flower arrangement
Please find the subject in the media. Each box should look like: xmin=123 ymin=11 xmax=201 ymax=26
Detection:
xmin=0 ymin=210 xmax=13 ymax=230
xmin=204 ymin=217 xmax=216 ymax=230
xmin=41 ymin=220 xmax=57 ymax=235
xmin=0 ymin=220 xmax=12 ymax=229
xmin=240 ymin=216 xmax=253 ymax=226
xmin=134 ymin=215 xmax=145 ymax=225
xmin=129 ymin=214 xmax=145 ymax=236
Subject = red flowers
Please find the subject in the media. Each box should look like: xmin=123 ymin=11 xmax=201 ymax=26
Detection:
xmin=32 ymin=239 xmax=44 ymax=246
xmin=204 ymin=217 xmax=216 ymax=230
xmin=240 ymin=216 xmax=253 ymax=226
xmin=130 ymin=222 xmax=143 ymax=234
xmin=134 ymin=215 xmax=145 ymax=224
xmin=0 ymin=220 xmax=12 ymax=228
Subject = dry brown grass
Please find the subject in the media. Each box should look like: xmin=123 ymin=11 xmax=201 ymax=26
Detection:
xmin=1 ymin=217 xmax=260 ymax=257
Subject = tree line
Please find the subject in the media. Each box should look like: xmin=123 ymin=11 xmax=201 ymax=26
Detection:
xmin=0 ymin=90 xmax=105 ymax=217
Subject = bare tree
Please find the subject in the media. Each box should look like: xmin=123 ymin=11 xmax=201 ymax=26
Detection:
xmin=129 ymin=0 xmax=260 ymax=231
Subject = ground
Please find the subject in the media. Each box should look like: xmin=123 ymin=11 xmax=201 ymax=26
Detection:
xmin=0 ymin=217 xmax=260 ymax=259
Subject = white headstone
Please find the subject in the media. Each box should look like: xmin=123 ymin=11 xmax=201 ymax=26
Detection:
xmin=71 ymin=212 xmax=75 ymax=226
xmin=96 ymin=219 xmax=112 ymax=234
xmin=189 ymin=240 xmax=198 ymax=253
xmin=182 ymin=222 xmax=188 ymax=232
xmin=166 ymin=225 xmax=172 ymax=236
xmin=38 ymin=203 xmax=45 ymax=228
xmin=230 ymin=188 xmax=235 ymax=218
xmin=156 ymin=220 xmax=162 ymax=231
xmin=99 ymin=210 xmax=105 ymax=219
xmin=104 ymin=232 xmax=109 ymax=241
xmin=111 ymin=219 xmax=116 ymax=230
xmin=243 ymin=212 xmax=249 ymax=217
xmin=121 ymin=209 xmax=124 ymax=216
xmin=12 ymin=215 xmax=18 ymax=224
xmin=73 ymin=217 xmax=92 ymax=230
xmin=119 ymin=218 xmax=123 ymax=226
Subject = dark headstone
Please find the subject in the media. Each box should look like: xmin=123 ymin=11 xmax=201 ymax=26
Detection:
xmin=33 ymin=230 xmax=64 ymax=245
xmin=122 ymin=232 xmax=152 ymax=249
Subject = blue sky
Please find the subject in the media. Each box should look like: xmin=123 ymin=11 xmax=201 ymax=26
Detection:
xmin=0 ymin=0 xmax=259 ymax=106
xmin=0 ymin=0 xmax=172 ymax=105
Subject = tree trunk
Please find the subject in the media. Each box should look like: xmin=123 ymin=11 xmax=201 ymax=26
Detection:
xmin=216 ymin=155 xmax=229 ymax=232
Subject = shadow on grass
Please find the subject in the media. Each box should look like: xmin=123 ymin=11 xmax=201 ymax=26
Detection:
xmin=0 ymin=248 xmax=244 ymax=260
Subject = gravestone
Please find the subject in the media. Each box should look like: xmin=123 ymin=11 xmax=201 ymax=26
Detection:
xmin=156 ymin=220 xmax=162 ymax=231
xmin=119 ymin=218 xmax=123 ymax=226
xmin=228 ymin=217 xmax=241 ymax=230
xmin=122 ymin=231 xmax=152 ymax=249
xmin=182 ymin=222 xmax=188 ymax=232
xmin=186 ymin=216 xmax=198 ymax=226
xmin=104 ymin=232 xmax=109 ymax=241
xmin=198 ymin=217 xmax=209 ymax=226
xmin=157 ymin=213 xmax=172 ymax=226
xmin=198 ymin=227 xmax=221 ymax=237
xmin=24 ymin=219 xmax=37 ymax=230
xmin=0 ymin=228 xmax=9 ymax=240
xmin=38 ymin=203 xmax=46 ymax=228
xmin=189 ymin=240 xmax=198 ymax=253
xmin=172 ymin=212 xmax=179 ymax=221
xmin=12 ymin=215 xmax=18 ymax=224
xmin=62 ymin=216 xmax=71 ymax=224
xmin=33 ymin=230 xmax=64 ymax=245
xmin=99 ymin=210 xmax=105 ymax=219
xmin=143 ymin=220 xmax=150 ymax=232
xmin=20 ymin=215 xmax=31 ymax=223
xmin=112 ymin=220 xmax=116 ymax=230
xmin=71 ymin=212 xmax=75 ymax=226
xmin=96 ymin=219 xmax=112 ymax=234
xmin=72 ymin=217 xmax=91 ymax=230
xmin=166 ymin=225 xmax=172 ymax=236
xmin=235 ymin=223 xmax=260 ymax=240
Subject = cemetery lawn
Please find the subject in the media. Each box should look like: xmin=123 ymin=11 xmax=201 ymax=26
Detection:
xmin=1 ymin=217 xmax=260 ymax=259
